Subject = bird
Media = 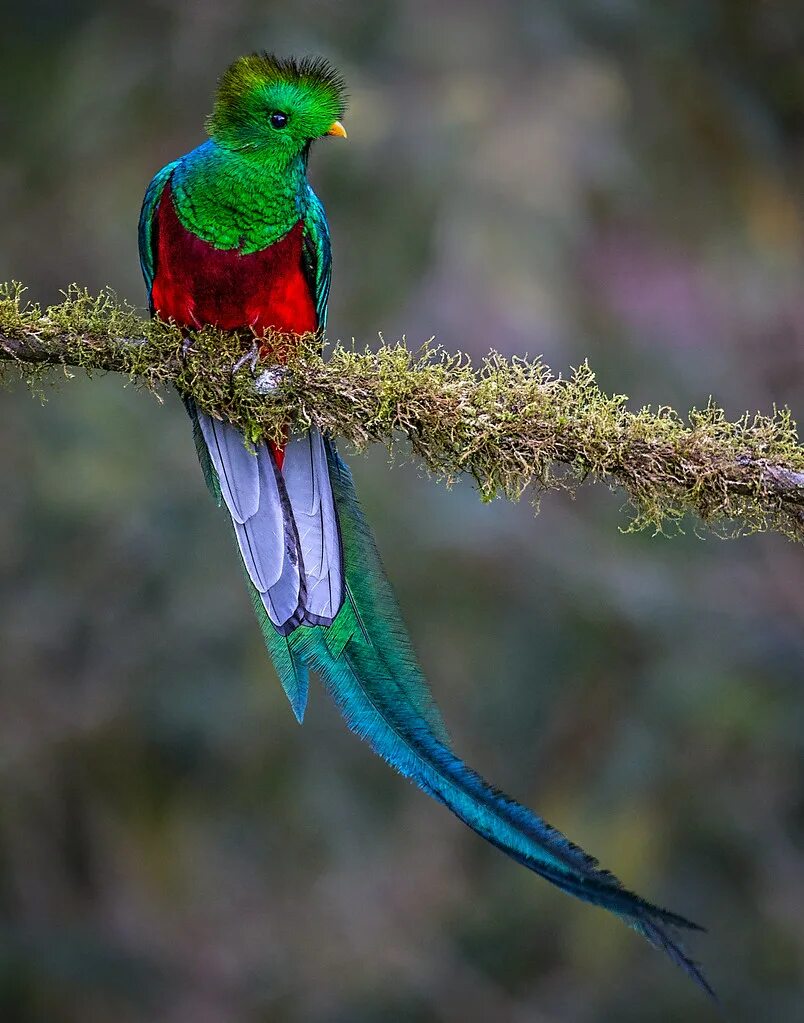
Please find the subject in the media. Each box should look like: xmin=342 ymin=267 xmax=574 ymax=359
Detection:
xmin=138 ymin=53 xmax=712 ymax=997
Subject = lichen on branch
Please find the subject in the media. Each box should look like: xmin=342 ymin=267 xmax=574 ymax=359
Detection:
xmin=2 ymin=282 xmax=803 ymax=541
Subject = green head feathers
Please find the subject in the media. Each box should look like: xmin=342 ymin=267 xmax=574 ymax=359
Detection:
xmin=207 ymin=53 xmax=347 ymax=159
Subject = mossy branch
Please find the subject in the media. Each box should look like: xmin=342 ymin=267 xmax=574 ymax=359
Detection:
xmin=2 ymin=282 xmax=803 ymax=542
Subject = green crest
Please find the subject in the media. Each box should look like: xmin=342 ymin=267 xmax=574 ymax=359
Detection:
xmin=207 ymin=53 xmax=347 ymax=160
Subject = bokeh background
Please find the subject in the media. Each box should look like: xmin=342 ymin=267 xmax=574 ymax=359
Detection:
xmin=2 ymin=3 xmax=804 ymax=1021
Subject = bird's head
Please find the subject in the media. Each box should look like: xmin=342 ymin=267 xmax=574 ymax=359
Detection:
xmin=206 ymin=53 xmax=347 ymax=161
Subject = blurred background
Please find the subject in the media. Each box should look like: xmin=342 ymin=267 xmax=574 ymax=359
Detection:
xmin=1 ymin=2 xmax=803 ymax=1021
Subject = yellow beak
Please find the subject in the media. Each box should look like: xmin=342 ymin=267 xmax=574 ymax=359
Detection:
xmin=326 ymin=120 xmax=347 ymax=139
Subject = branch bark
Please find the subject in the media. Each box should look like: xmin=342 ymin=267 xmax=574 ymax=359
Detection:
xmin=2 ymin=283 xmax=803 ymax=542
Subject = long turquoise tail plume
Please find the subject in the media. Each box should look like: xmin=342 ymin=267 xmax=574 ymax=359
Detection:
xmin=199 ymin=425 xmax=713 ymax=999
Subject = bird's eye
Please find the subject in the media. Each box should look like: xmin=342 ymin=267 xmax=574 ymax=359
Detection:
xmin=270 ymin=111 xmax=289 ymax=129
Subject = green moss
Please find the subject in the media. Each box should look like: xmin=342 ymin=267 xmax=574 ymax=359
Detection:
xmin=2 ymin=282 xmax=803 ymax=541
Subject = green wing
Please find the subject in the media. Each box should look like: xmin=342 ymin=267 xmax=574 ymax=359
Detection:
xmin=302 ymin=185 xmax=332 ymax=331
xmin=138 ymin=160 xmax=178 ymax=306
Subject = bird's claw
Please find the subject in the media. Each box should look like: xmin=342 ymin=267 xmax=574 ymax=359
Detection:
xmin=231 ymin=340 xmax=261 ymax=376
xmin=230 ymin=339 xmax=286 ymax=394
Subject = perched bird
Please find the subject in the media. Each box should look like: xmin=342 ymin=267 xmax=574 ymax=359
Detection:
xmin=139 ymin=54 xmax=711 ymax=996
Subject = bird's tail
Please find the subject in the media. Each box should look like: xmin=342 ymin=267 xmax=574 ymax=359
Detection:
xmin=188 ymin=402 xmax=714 ymax=999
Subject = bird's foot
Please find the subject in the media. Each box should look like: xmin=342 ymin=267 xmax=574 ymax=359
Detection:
xmin=231 ymin=339 xmax=261 ymax=376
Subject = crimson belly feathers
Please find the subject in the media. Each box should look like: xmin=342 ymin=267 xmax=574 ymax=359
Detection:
xmin=150 ymin=185 xmax=318 ymax=341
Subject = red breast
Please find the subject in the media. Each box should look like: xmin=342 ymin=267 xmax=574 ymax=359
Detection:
xmin=150 ymin=185 xmax=318 ymax=354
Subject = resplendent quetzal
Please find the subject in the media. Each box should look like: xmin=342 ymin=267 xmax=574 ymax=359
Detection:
xmin=138 ymin=54 xmax=711 ymax=996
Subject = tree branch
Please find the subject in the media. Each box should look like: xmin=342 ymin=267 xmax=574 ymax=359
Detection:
xmin=2 ymin=283 xmax=803 ymax=541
